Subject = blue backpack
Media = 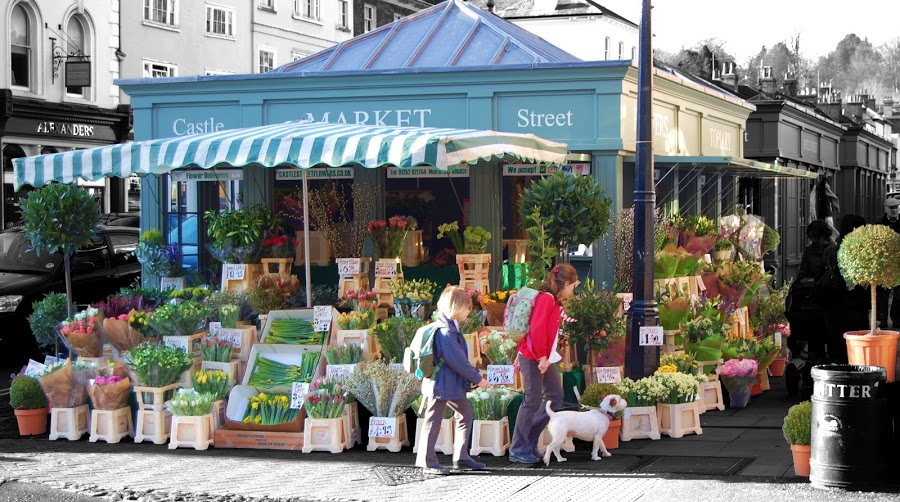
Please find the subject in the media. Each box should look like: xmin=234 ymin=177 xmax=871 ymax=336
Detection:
xmin=403 ymin=320 xmax=447 ymax=380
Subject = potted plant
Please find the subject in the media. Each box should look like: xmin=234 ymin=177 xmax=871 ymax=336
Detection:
xmin=95 ymin=293 xmax=151 ymax=355
xmin=9 ymin=374 xmax=49 ymax=435
xmin=580 ymin=383 xmax=624 ymax=449
xmin=712 ymin=239 xmax=735 ymax=262
xmin=755 ymin=283 xmax=790 ymax=376
xmin=86 ymin=372 xmax=133 ymax=443
xmin=27 ymin=293 xmax=71 ymax=352
xmin=200 ymin=340 xmax=239 ymax=386
xmin=837 ymin=224 xmax=900 ymax=381
xmin=563 ymin=279 xmax=624 ymax=365
xmin=133 ymin=229 xmax=183 ymax=288
xmin=204 ymin=204 xmax=279 ymax=264
xmin=782 ymin=400 xmax=811 ymax=477
xmin=368 ymin=216 xmax=416 ymax=260
xmin=125 ymin=342 xmax=195 ymax=402
xmin=167 ymin=388 xmax=215 ymax=450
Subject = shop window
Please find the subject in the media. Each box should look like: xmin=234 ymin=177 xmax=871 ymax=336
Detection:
xmin=144 ymin=0 xmax=178 ymax=28
xmin=336 ymin=0 xmax=349 ymax=30
xmin=65 ymin=15 xmax=91 ymax=98
xmin=40 ymin=147 xmax=59 ymax=155
xmin=294 ymin=0 xmax=320 ymax=21
xmin=143 ymin=60 xmax=177 ymax=78
xmin=10 ymin=4 xmax=34 ymax=89
xmin=108 ymin=233 xmax=138 ymax=267
xmin=206 ymin=4 xmax=235 ymax=38
xmin=258 ymin=48 xmax=275 ymax=73
xmin=363 ymin=4 xmax=376 ymax=32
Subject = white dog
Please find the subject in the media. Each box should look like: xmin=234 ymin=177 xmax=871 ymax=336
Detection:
xmin=543 ymin=394 xmax=628 ymax=466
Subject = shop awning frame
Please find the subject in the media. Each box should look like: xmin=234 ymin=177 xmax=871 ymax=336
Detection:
xmin=623 ymin=154 xmax=818 ymax=180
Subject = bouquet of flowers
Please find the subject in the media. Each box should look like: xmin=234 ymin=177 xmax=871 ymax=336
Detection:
xmin=436 ymin=221 xmax=492 ymax=254
xmin=389 ymin=278 xmax=438 ymax=304
xmin=263 ymin=234 xmax=297 ymax=259
xmin=192 ymin=369 xmax=230 ymax=401
xmin=345 ymin=360 xmax=419 ymax=417
xmin=656 ymin=287 xmax=693 ymax=331
xmin=218 ymin=304 xmax=239 ymax=329
xmin=653 ymin=368 xmax=706 ymax=404
xmin=325 ymin=343 xmax=363 ymax=365
xmin=673 ymin=214 xmax=719 ymax=255
xmin=248 ymin=275 xmax=300 ymax=315
xmin=659 ymin=353 xmax=697 ymax=375
xmin=133 ymin=229 xmax=182 ymax=278
xmin=480 ymin=330 xmax=517 ymax=365
xmin=60 ymin=307 xmax=103 ymax=358
xmin=654 ymin=244 xmax=703 ymax=279
xmin=343 ymin=288 xmax=378 ymax=312
xmin=39 ymin=359 xmax=95 ymax=408
xmin=722 ymin=334 xmax=780 ymax=369
xmin=201 ymin=338 xmax=235 ymax=362
xmin=125 ymin=342 xmax=195 ymax=387
xmin=304 ymin=377 xmax=347 ymax=419
xmin=467 ymin=386 xmax=517 ymax=420
xmin=369 ymin=318 xmax=423 ymax=363
xmin=719 ymin=358 xmax=759 ymax=408
xmin=169 ymin=287 xmax=213 ymax=303
xmin=755 ymin=284 xmax=788 ymax=336
xmin=702 ymin=260 xmax=766 ymax=310
xmin=242 ymin=392 xmax=298 ymax=425
xmin=336 ymin=310 xmax=376 ymax=330
xmin=88 ymin=374 xmax=132 ymax=411
xmin=249 ymin=351 xmax=321 ymax=387
xmin=680 ymin=316 xmax=728 ymax=366
xmin=149 ymin=300 xmax=210 ymax=337
xmin=617 ymin=377 xmax=666 ymax=407
xmin=368 ymin=215 xmax=417 ymax=259
xmin=127 ymin=310 xmax=156 ymax=342
xmin=481 ymin=289 xmax=515 ymax=326
xmin=168 ymin=388 xmax=214 ymax=416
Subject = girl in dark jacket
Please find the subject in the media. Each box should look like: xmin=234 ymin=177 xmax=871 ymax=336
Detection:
xmin=416 ymin=286 xmax=489 ymax=476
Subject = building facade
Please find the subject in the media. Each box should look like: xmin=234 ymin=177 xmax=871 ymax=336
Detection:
xmin=351 ymin=0 xmax=438 ymax=35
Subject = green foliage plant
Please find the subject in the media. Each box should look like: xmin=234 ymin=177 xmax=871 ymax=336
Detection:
xmin=28 ymin=293 xmax=72 ymax=349
xmin=204 ymin=204 xmax=279 ymax=263
xmin=837 ymin=224 xmax=900 ymax=334
xmin=580 ymin=383 xmax=623 ymax=408
xmin=20 ymin=183 xmax=100 ymax=318
xmin=9 ymin=374 xmax=48 ymax=409
xmin=782 ymin=401 xmax=811 ymax=445
xmin=125 ymin=342 xmax=195 ymax=387
xmin=369 ymin=317 xmax=423 ymax=363
xmin=522 ymin=205 xmax=557 ymax=286
xmin=562 ymin=279 xmax=622 ymax=354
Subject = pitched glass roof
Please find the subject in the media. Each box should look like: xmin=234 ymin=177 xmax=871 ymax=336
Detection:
xmin=274 ymin=0 xmax=580 ymax=73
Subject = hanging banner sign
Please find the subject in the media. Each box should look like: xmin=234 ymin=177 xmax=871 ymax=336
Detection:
xmin=386 ymin=166 xmax=468 ymax=178
xmin=171 ymin=170 xmax=243 ymax=182
xmin=502 ymin=163 xmax=591 ymax=176
xmin=276 ymin=167 xmax=354 ymax=180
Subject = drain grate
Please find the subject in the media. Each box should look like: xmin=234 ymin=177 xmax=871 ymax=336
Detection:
xmin=372 ymin=465 xmax=427 ymax=486
xmin=630 ymin=456 xmax=755 ymax=476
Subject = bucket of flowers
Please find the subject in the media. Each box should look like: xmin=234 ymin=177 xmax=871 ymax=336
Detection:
xmin=653 ymin=365 xmax=706 ymax=438
xmin=345 ymin=361 xmax=420 ymax=452
xmin=167 ymin=388 xmax=215 ymax=450
xmin=389 ymin=278 xmax=438 ymax=320
xmin=719 ymin=358 xmax=758 ymax=408
xmin=617 ymin=376 xmax=666 ymax=441
xmin=302 ymin=376 xmax=349 ymax=453
xmin=467 ymin=386 xmax=517 ymax=456
xmin=481 ymin=289 xmax=515 ymax=327
xmin=368 ymin=216 xmax=417 ymax=260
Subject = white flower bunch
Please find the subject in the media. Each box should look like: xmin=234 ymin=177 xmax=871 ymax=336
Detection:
xmin=73 ymin=307 xmax=100 ymax=321
xmin=389 ymin=278 xmax=438 ymax=303
xmin=653 ymin=371 xmax=706 ymax=404
xmin=618 ymin=377 xmax=667 ymax=407
xmin=467 ymin=386 xmax=517 ymax=420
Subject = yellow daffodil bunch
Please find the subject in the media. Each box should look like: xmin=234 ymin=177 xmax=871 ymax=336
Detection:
xmin=191 ymin=369 xmax=230 ymax=401
xmin=242 ymin=392 xmax=298 ymax=425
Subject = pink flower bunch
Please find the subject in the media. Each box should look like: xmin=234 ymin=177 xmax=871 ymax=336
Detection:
xmin=94 ymin=375 xmax=124 ymax=386
xmin=115 ymin=313 xmax=129 ymax=321
xmin=467 ymin=288 xmax=485 ymax=305
xmin=720 ymin=358 xmax=758 ymax=379
xmin=61 ymin=317 xmax=97 ymax=335
xmin=345 ymin=288 xmax=378 ymax=311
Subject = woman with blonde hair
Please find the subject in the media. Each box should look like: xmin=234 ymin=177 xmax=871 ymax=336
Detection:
xmin=416 ymin=285 xmax=490 ymax=476
xmin=509 ymin=263 xmax=581 ymax=464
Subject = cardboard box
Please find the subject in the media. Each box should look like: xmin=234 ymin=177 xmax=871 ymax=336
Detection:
xmin=224 ymin=385 xmax=304 ymax=433
xmin=260 ymin=308 xmax=336 ymax=345
xmin=242 ymin=344 xmax=326 ymax=394
xmin=213 ymin=428 xmax=305 ymax=450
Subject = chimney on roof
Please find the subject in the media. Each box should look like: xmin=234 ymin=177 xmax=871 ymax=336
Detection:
xmin=866 ymin=96 xmax=876 ymax=112
xmin=846 ymin=95 xmax=864 ymax=121
xmin=797 ymin=87 xmax=818 ymax=106
xmin=818 ymin=95 xmax=843 ymax=122
xmin=884 ymin=96 xmax=895 ymax=117
xmin=721 ymin=61 xmax=737 ymax=90
xmin=759 ymin=66 xmax=776 ymax=97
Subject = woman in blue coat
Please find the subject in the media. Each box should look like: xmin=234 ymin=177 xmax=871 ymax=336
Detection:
xmin=416 ymin=286 xmax=490 ymax=476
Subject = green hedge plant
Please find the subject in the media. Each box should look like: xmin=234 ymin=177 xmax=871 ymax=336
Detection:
xmin=782 ymin=401 xmax=811 ymax=445
xmin=27 ymin=293 xmax=72 ymax=349
xmin=10 ymin=374 xmax=48 ymax=410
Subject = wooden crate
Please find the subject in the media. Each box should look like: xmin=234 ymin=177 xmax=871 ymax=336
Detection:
xmin=366 ymin=414 xmax=410 ymax=452
xmin=619 ymin=405 xmax=660 ymax=441
xmin=163 ymin=331 xmax=206 ymax=357
xmin=223 ymin=385 xmax=305 ymax=433
xmin=211 ymin=399 xmax=226 ymax=430
xmin=301 ymin=417 xmax=346 ymax=453
xmin=49 ymin=405 xmax=89 ymax=441
xmin=242 ymin=344 xmax=326 ymax=395
xmin=259 ymin=309 xmax=316 ymax=344
xmin=373 ymin=259 xmax=403 ymax=307
xmin=89 ymin=407 xmax=133 ymax=444
xmin=261 ymin=258 xmax=294 ymax=277
xmin=699 ymin=380 xmax=725 ymax=413
xmin=537 ymin=425 xmax=575 ymax=455
xmin=413 ymin=417 xmax=454 ymax=455
xmin=470 ymin=417 xmax=510 ymax=457
xmin=202 ymin=360 xmax=242 ymax=387
xmin=401 ymin=230 xmax=425 ymax=268
xmin=169 ymin=415 xmax=213 ymax=450
xmin=502 ymin=239 xmax=529 ymax=264
xmin=213 ymin=428 xmax=304 ymax=450
xmin=342 ymin=401 xmax=361 ymax=448
xmin=456 ymin=254 xmax=491 ymax=295
xmin=334 ymin=329 xmax=379 ymax=362
xmin=656 ymin=402 xmax=702 ymax=438
xmin=295 ymin=230 xmax=332 ymax=266
xmin=221 ymin=263 xmax=264 ymax=293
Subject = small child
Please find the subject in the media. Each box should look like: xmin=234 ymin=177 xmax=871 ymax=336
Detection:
xmin=415 ymin=285 xmax=489 ymax=476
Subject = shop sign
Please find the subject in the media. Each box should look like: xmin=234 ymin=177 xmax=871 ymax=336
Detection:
xmin=36 ymin=121 xmax=95 ymax=138
xmin=386 ymin=166 xmax=468 ymax=178
xmin=502 ymin=163 xmax=591 ymax=176
xmin=171 ymin=170 xmax=243 ymax=182
xmin=275 ymin=167 xmax=354 ymax=180
xmin=65 ymin=61 xmax=91 ymax=88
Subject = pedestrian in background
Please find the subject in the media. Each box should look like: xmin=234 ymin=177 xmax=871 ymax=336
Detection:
xmin=416 ymin=286 xmax=489 ymax=476
xmin=509 ymin=263 xmax=581 ymax=464
xmin=876 ymin=197 xmax=900 ymax=329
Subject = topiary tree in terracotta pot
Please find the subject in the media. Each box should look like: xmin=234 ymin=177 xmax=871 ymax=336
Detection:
xmin=782 ymin=400 xmax=811 ymax=477
xmin=837 ymin=224 xmax=900 ymax=335
xmin=9 ymin=374 xmax=49 ymax=436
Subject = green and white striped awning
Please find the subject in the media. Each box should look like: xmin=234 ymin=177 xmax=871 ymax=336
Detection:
xmin=13 ymin=121 xmax=569 ymax=189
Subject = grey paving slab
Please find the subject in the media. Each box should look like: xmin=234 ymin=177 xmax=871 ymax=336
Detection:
xmin=737 ymin=460 xmax=794 ymax=478
xmin=624 ymin=438 xmax=726 ymax=456
xmin=675 ymin=427 xmax=745 ymax=442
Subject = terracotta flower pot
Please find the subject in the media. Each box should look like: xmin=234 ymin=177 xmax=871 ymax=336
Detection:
xmin=769 ymin=356 xmax=787 ymax=377
xmin=844 ymin=330 xmax=900 ymax=382
xmin=15 ymin=407 xmax=48 ymax=436
xmin=602 ymin=419 xmax=621 ymax=450
xmin=790 ymin=443 xmax=810 ymax=477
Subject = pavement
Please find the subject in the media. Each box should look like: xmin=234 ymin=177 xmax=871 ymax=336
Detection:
xmin=5 ymin=372 xmax=900 ymax=502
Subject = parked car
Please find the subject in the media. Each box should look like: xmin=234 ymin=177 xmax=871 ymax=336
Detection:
xmin=0 ymin=226 xmax=141 ymax=367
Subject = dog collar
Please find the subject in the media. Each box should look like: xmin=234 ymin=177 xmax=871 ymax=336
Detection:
xmin=600 ymin=409 xmax=615 ymax=419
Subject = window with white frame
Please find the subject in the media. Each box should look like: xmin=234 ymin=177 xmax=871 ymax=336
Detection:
xmin=206 ymin=4 xmax=235 ymax=38
xmin=363 ymin=4 xmax=376 ymax=32
xmin=294 ymin=0 xmax=320 ymax=20
xmin=144 ymin=0 xmax=178 ymax=27
xmin=10 ymin=4 xmax=33 ymax=89
xmin=259 ymin=0 xmax=275 ymax=10
xmin=337 ymin=0 xmax=349 ymax=29
xmin=618 ymin=41 xmax=624 ymax=60
xmin=143 ymin=60 xmax=178 ymax=78
xmin=603 ymin=37 xmax=609 ymax=60
xmin=291 ymin=51 xmax=307 ymax=61
xmin=65 ymin=15 xmax=91 ymax=98
xmin=258 ymin=48 xmax=275 ymax=73
xmin=631 ymin=46 xmax=636 ymax=60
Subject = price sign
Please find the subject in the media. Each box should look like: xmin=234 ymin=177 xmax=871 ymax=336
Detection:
xmin=314 ymin=306 xmax=333 ymax=332
xmin=163 ymin=336 xmax=190 ymax=351
xmin=695 ymin=275 xmax=707 ymax=291
xmin=368 ymin=416 xmax=397 ymax=438
xmin=638 ymin=326 xmax=664 ymax=346
xmin=290 ymin=382 xmax=310 ymax=410
xmin=208 ymin=322 xmax=222 ymax=337
xmin=618 ymin=293 xmax=633 ymax=312
xmin=592 ymin=366 xmax=622 ymax=384
xmin=486 ymin=365 xmax=515 ymax=385
xmin=223 ymin=264 xmax=246 ymax=281
xmin=326 ymin=364 xmax=358 ymax=381
xmin=336 ymin=258 xmax=361 ymax=275
xmin=374 ymin=261 xmax=397 ymax=277
xmin=24 ymin=359 xmax=46 ymax=378
xmin=160 ymin=277 xmax=184 ymax=291
xmin=43 ymin=355 xmax=60 ymax=366
xmin=219 ymin=328 xmax=244 ymax=348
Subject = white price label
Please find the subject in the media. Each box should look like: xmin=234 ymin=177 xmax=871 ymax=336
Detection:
xmin=775 ymin=332 xmax=783 ymax=348
xmin=592 ymin=366 xmax=622 ymax=384
xmin=163 ymin=336 xmax=190 ymax=351
xmin=290 ymin=382 xmax=310 ymax=410
xmin=43 ymin=355 xmax=60 ymax=366
xmin=695 ymin=275 xmax=707 ymax=291
xmin=639 ymin=326 xmax=664 ymax=346
xmin=388 ymin=363 xmax=406 ymax=372
xmin=618 ymin=293 xmax=633 ymax=312
xmin=208 ymin=322 xmax=222 ymax=337
xmin=314 ymin=306 xmax=333 ymax=332
xmin=336 ymin=258 xmax=362 ymax=275
xmin=368 ymin=416 xmax=397 ymax=438
xmin=160 ymin=277 xmax=185 ymax=291
xmin=24 ymin=359 xmax=46 ymax=378
xmin=223 ymin=264 xmax=246 ymax=281
xmin=374 ymin=261 xmax=397 ymax=277
xmin=219 ymin=328 xmax=244 ymax=348
xmin=326 ymin=364 xmax=358 ymax=381
xmin=486 ymin=365 xmax=515 ymax=385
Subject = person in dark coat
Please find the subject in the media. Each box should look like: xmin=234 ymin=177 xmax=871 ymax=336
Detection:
xmin=416 ymin=286 xmax=489 ymax=476
xmin=876 ymin=197 xmax=900 ymax=329
xmin=797 ymin=219 xmax=834 ymax=281
xmin=821 ymin=214 xmax=870 ymax=364
xmin=788 ymin=220 xmax=833 ymax=360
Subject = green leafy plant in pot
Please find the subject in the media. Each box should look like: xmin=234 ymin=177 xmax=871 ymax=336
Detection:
xmin=27 ymin=292 xmax=73 ymax=350
xmin=782 ymin=400 xmax=811 ymax=476
xmin=9 ymin=374 xmax=49 ymax=435
xmin=837 ymin=224 xmax=900 ymax=381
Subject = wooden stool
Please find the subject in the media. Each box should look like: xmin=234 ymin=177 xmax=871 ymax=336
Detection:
xmin=699 ymin=380 xmax=725 ymax=413
xmin=169 ymin=415 xmax=213 ymax=450
xmin=619 ymin=406 xmax=660 ymax=441
xmin=261 ymin=258 xmax=293 ymax=277
xmin=135 ymin=409 xmax=172 ymax=445
xmin=657 ymin=402 xmax=702 ymax=438
xmin=342 ymin=401 xmax=361 ymax=448
xmin=89 ymin=407 xmax=133 ymax=444
xmin=470 ymin=417 xmax=510 ymax=457
xmin=211 ymin=400 xmax=226 ymax=430
xmin=302 ymin=417 xmax=346 ymax=453
xmin=49 ymin=405 xmax=89 ymax=441
xmin=337 ymin=258 xmax=371 ymax=298
xmin=456 ymin=254 xmax=490 ymax=296
xmin=413 ymin=418 xmax=454 ymax=456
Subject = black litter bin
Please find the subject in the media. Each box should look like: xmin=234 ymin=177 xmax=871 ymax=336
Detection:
xmin=810 ymin=364 xmax=890 ymax=489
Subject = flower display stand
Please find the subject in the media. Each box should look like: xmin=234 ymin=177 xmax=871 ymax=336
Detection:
xmin=366 ymin=414 xmax=409 ymax=452
xmin=335 ymin=329 xmax=379 ymax=362
xmin=49 ymin=405 xmax=89 ymax=441
xmin=221 ymin=263 xmax=264 ymax=293
xmin=169 ymin=415 xmax=213 ymax=450
xmin=216 ymin=325 xmax=258 ymax=362
xmin=413 ymin=418 xmax=455 ymax=455
xmin=373 ymin=259 xmax=402 ymax=308
xmin=336 ymin=258 xmax=371 ymax=298
xmin=463 ymin=333 xmax=482 ymax=368
xmin=502 ymin=239 xmax=529 ymax=263
xmin=470 ymin=417 xmax=510 ymax=457
xmin=657 ymin=402 xmax=702 ymax=438
xmin=401 ymin=230 xmax=425 ymax=268
xmin=211 ymin=400 xmax=226 ymax=430
xmin=536 ymin=426 xmax=575 ymax=455
xmin=261 ymin=258 xmax=294 ymax=277
xmin=295 ymin=230 xmax=332 ymax=266
xmin=456 ymin=254 xmax=491 ymax=296
xmin=342 ymin=401 xmax=361 ymax=448
xmin=163 ymin=331 xmax=206 ymax=357
xmin=699 ymin=380 xmax=725 ymax=413
xmin=697 ymin=360 xmax=722 ymax=381
xmin=135 ymin=383 xmax=181 ymax=411
xmin=302 ymin=417 xmax=346 ymax=453
xmin=620 ymin=406 xmax=660 ymax=441
xmin=89 ymin=407 xmax=133 ymax=443
xmin=134 ymin=383 xmax=180 ymax=444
